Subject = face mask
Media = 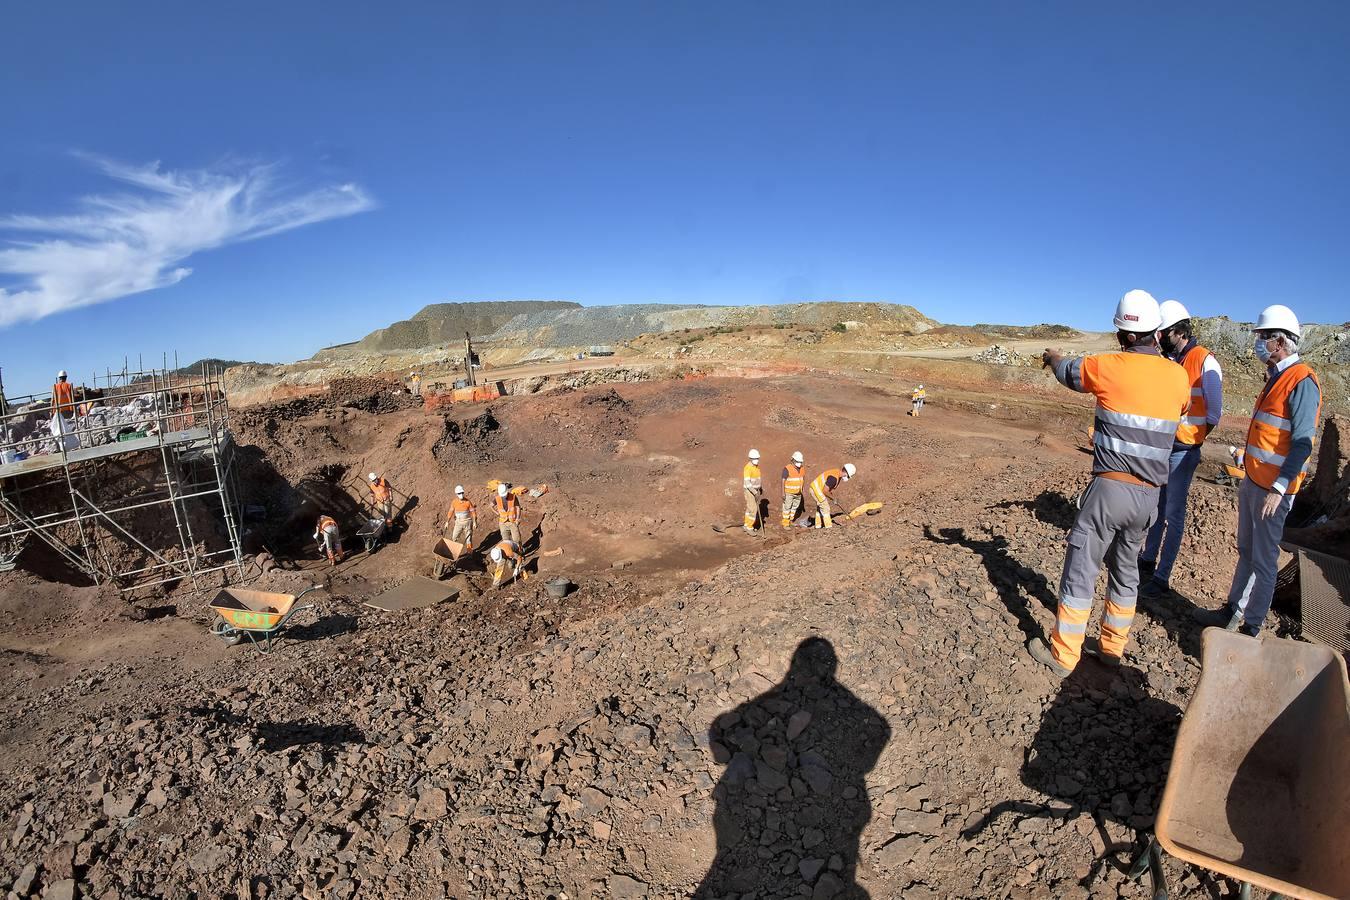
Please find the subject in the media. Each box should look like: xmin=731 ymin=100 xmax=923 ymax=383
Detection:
xmin=1253 ymin=335 xmax=1274 ymax=364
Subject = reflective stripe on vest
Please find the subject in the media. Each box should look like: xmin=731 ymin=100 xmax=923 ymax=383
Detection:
xmin=494 ymin=494 xmax=520 ymax=523
xmin=451 ymin=498 xmax=474 ymax=521
xmin=1174 ymin=344 xmax=1212 ymax=446
xmin=371 ymin=479 xmax=391 ymax=502
xmin=743 ymin=463 xmax=762 ymax=491
xmin=496 ymin=540 xmax=521 ymax=559
xmin=810 ymin=469 xmax=844 ymax=502
xmin=1080 ymin=351 xmax=1190 ymax=486
xmin=782 ymin=464 xmax=805 ymax=494
xmin=1244 ymin=364 xmax=1320 ymax=494
xmin=318 ymin=516 xmax=337 ymax=532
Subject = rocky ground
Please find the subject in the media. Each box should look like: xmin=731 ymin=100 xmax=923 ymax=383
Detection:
xmin=0 ymin=368 xmax=1320 ymax=900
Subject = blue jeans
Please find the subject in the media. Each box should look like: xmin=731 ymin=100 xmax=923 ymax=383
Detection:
xmin=1139 ymin=444 xmax=1202 ymax=586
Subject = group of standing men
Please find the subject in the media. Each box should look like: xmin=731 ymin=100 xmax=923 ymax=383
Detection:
xmin=741 ymin=449 xmax=857 ymax=533
xmin=1029 ymin=290 xmax=1322 ymax=676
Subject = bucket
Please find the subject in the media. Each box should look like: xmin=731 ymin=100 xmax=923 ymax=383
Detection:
xmin=544 ymin=577 xmax=572 ymax=599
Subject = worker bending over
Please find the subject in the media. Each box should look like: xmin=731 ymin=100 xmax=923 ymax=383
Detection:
xmin=742 ymin=449 xmax=763 ymax=534
xmin=444 ymin=484 xmax=477 ymax=549
xmin=494 ymin=482 xmax=523 ymax=544
xmin=809 ymin=463 xmax=856 ymax=529
xmin=1194 ymin=305 xmax=1321 ymax=636
xmin=1137 ymin=300 xmax=1224 ymax=599
xmin=489 ymin=540 xmax=526 ymax=588
xmin=780 ymin=451 xmax=806 ymax=529
xmin=368 ymin=473 xmax=395 ymax=525
xmin=1029 ymin=290 xmax=1190 ymax=676
xmin=312 ymin=515 xmax=343 ymax=565
xmin=910 ymin=384 xmax=926 ymax=416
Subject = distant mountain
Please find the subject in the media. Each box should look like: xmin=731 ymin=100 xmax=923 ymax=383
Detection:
xmin=317 ymin=300 xmax=581 ymax=358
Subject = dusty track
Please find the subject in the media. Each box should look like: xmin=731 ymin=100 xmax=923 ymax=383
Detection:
xmin=0 ymin=368 xmax=1294 ymax=899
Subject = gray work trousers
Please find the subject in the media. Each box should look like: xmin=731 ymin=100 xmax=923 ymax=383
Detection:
xmin=1224 ymin=475 xmax=1295 ymax=630
xmin=1051 ymin=477 xmax=1159 ymax=667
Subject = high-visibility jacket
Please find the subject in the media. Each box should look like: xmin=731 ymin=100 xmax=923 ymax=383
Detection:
xmin=317 ymin=515 xmax=338 ymax=533
xmin=743 ymin=463 xmax=762 ymax=492
xmin=1175 ymin=343 xmax=1214 ymax=446
xmin=781 ymin=464 xmax=806 ymax=495
xmin=1244 ymin=363 xmax=1321 ymax=495
xmin=495 ymin=540 xmax=522 ymax=560
xmin=912 ymin=388 xmax=926 ymax=401
xmin=370 ymin=477 xmax=392 ymax=504
xmin=448 ymin=497 xmax=476 ymax=523
xmin=52 ymin=381 xmax=75 ymax=415
xmin=1081 ymin=350 xmax=1190 ymax=487
xmin=494 ymin=492 xmax=521 ymax=524
xmin=810 ymin=469 xmax=845 ymax=502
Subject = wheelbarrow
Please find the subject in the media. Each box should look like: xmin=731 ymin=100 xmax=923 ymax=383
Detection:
xmin=1145 ymin=629 xmax=1350 ymax=899
xmin=208 ymin=585 xmax=322 ymax=654
xmin=429 ymin=537 xmax=466 ymax=579
xmin=357 ymin=516 xmax=387 ymax=553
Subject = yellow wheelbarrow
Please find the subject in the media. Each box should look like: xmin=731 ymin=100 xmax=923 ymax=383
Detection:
xmin=208 ymin=585 xmax=322 ymax=654
xmin=1141 ymin=629 xmax=1350 ymax=899
xmin=429 ymin=537 xmax=467 ymax=579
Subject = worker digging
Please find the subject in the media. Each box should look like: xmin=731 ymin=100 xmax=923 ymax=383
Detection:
xmin=1028 ymin=289 xmax=1191 ymax=676
xmin=489 ymin=538 xmax=526 ymax=588
xmin=312 ymin=514 xmax=344 ymax=566
xmin=808 ymin=462 xmax=857 ymax=529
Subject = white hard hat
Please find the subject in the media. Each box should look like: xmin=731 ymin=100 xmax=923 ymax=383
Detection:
xmin=1253 ymin=304 xmax=1301 ymax=339
xmin=1158 ymin=300 xmax=1190 ymax=330
xmin=748 ymin=448 xmax=760 ymax=460
xmin=918 ymin=384 xmax=924 ymax=389
xmin=490 ymin=547 xmax=503 ymax=561
xmin=843 ymin=463 xmax=857 ymax=478
xmin=454 ymin=484 xmax=464 ymax=495
xmin=57 ymin=370 xmax=67 ymax=378
xmin=1113 ymin=290 xmax=1162 ymax=332
xmin=791 ymin=451 xmax=804 ymax=464
xmin=368 ymin=472 xmax=378 ymax=482
xmin=497 ymin=483 xmax=509 ymax=497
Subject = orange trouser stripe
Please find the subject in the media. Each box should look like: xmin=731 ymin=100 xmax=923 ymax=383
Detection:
xmin=1050 ymin=599 xmax=1092 ymax=669
xmin=1099 ymin=597 xmax=1136 ymax=658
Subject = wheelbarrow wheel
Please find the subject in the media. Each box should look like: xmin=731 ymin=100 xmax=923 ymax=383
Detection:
xmin=209 ymin=619 xmax=244 ymax=647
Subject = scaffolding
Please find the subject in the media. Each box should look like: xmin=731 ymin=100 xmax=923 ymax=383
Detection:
xmin=0 ymin=363 xmax=246 ymax=592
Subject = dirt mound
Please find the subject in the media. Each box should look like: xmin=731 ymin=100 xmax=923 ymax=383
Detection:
xmin=319 ymin=301 xmax=580 ymax=357
xmin=430 ymin=409 xmax=502 ymax=465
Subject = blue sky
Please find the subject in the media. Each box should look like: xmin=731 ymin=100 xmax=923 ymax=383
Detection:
xmin=2 ymin=2 xmax=1347 ymax=395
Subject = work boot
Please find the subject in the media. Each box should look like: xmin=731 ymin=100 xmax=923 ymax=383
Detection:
xmin=1192 ymin=605 xmax=1240 ymax=630
xmin=1238 ymin=622 xmax=1261 ymax=638
xmin=1027 ymin=638 xmax=1072 ymax=678
xmin=1139 ymin=579 xmax=1169 ymax=601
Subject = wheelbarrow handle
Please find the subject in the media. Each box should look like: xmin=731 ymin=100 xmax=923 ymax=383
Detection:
xmin=293 ymin=584 xmax=324 ymax=602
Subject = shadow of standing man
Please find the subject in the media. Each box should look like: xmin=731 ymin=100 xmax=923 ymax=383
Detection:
xmin=694 ymin=637 xmax=891 ymax=899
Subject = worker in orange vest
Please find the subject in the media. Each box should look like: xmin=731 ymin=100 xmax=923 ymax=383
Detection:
xmin=1030 ymin=290 xmax=1190 ymax=677
xmin=489 ymin=539 xmax=526 ymax=587
xmin=742 ymin=449 xmax=763 ymax=534
xmin=51 ymin=370 xmax=76 ymax=418
xmin=312 ymin=514 xmax=344 ymax=565
xmin=809 ymin=464 xmax=856 ymax=529
xmin=1195 ymin=305 xmax=1321 ymax=637
xmin=443 ymin=484 xmax=477 ymax=550
xmin=493 ymin=482 xmax=523 ymax=544
xmin=367 ymin=472 xmax=395 ymax=525
xmin=1137 ymin=300 xmax=1224 ymax=599
xmin=780 ymin=451 xmax=806 ymax=529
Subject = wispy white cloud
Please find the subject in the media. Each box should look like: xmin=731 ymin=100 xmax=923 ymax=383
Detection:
xmin=0 ymin=155 xmax=374 ymax=327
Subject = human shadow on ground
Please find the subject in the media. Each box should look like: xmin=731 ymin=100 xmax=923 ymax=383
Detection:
xmin=693 ymin=637 xmax=891 ymax=900
xmin=283 ymin=613 xmax=358 ymax=643
xmin=990 ymin=490 xmax=1080 ymax=530
xmin=922 ymin=525 xmax=1059 ymax=643
xmin=961 ymin=662 xmax=1191 ymax=894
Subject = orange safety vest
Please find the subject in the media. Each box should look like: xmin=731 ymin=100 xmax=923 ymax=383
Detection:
xmin=449 ymin=497 xmax=475 ymax=522
xmin=782 ymin=464 xmax=806 ymax=495
xmin=1244 ymin=363 xmax=1321 ymax=495
xmin=743 ymin=462 xmax=762 ymax=492
xmin=370 ymin=478 xmax=392 ymax=503
xmin=810 ymin=468 xmax=845 ymax=502
xmin=52 ymin=381 xmax=75 ymax=415
xmin=317 ymin=515 xmax=338 ymax=532
xmin=494 ymin=493 xmax=520 ymax=523
xmin=495 ymin=540 xmax=521 ymax=560
xmin=1174 ymin=344 xmax=1213 ymax=446
xmin=1080 ymin=351 xmax=1190 ymax=487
